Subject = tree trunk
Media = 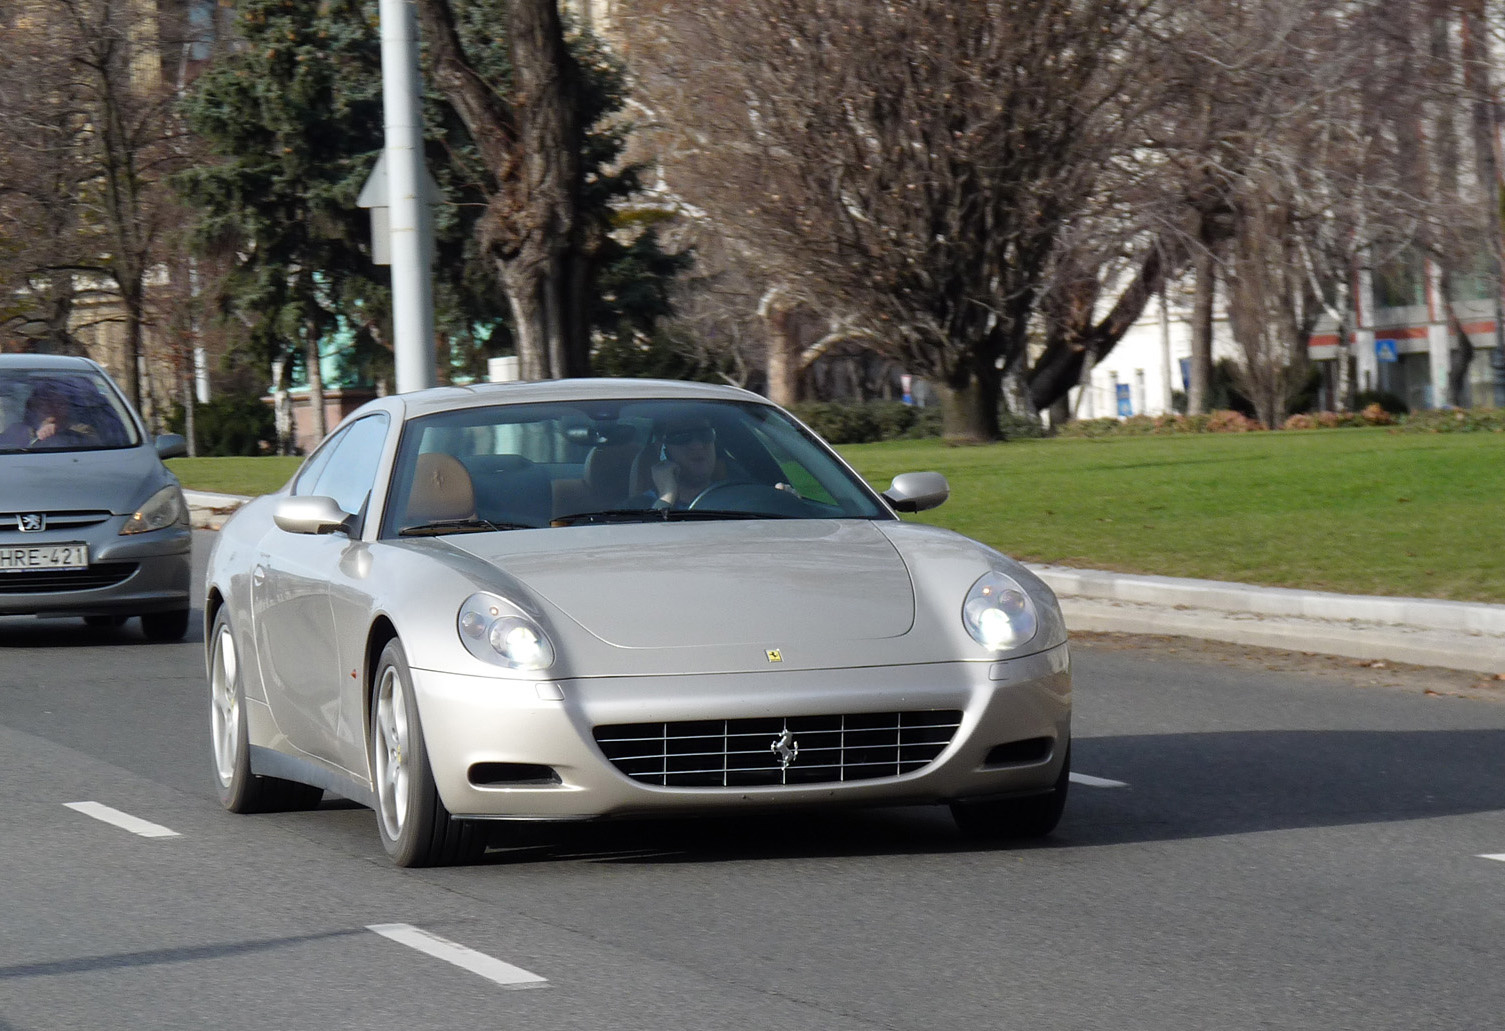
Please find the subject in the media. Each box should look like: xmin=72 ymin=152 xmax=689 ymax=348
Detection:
xmin=271 ymin=356 xmax=294 ymax=456
xmin=763 ymin=303 xmax=800 ymax=406
xmin=416 ymin=0 xmax=584 ymax=381
xmin=305 ymin=319 xmax=328 ymax=443
xmin=1187 ymin=241 xmax=1217 ymax=415
xmin=940 ymin=351 xmax=1001 ymax=443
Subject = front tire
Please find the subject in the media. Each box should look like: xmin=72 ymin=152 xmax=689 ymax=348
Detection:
xmin=950 ymin=743 xmax=1071 ymax=841
xmin=371 ymin=638 xmax=485 ymax=867
xmin=209 ymin=610 xmax=323 ymax=813
xmin=143 ymin=608 xmax=191 ymax=642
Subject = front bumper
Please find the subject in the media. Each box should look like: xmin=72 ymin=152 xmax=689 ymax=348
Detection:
xmin=410 ymin=643 xmax=1071 ymax=820
xmin=0 ymin=524 xmax=191 ymax=618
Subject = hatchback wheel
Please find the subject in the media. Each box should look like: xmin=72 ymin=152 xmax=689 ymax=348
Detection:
xmin=371 ymin=638 xmax=484 ymax=867
xmin=143 ymin=608 xmax=190 ymax=642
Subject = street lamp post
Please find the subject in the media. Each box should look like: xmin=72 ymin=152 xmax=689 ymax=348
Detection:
xmin=378 ymin=0 xmax=437 ymax=395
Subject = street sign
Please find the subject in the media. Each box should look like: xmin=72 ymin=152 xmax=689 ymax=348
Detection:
xmin=1375 ymin=339 xmax=1399 ymax=363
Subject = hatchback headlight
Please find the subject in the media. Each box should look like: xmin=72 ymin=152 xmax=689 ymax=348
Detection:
xmin=962 ymin=571 xmax=1039 ymax=652
xmin=121 ymin=485 xmax=187 ymax=535
xmin=457 ymin=592 xmax=556 ymax=671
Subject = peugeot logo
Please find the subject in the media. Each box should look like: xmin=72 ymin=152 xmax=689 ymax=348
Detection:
xmin=17 ymin=514 xmax=45 ymax=533
xmin=770 ymin=728 xmax=799 ymax=769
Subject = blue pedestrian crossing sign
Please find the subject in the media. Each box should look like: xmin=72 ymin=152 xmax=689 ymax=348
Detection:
xmin=1375 ymin=339 xmax=1399 ymax=363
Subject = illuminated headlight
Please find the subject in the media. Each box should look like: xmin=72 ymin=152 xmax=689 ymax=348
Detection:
xmin=962 ymin=571 xmax=1039 ymax=652
xmin=120 ymin=485 xmax=188 ymax=535
xmin=458 ymin=592 xmax=556 ymax=670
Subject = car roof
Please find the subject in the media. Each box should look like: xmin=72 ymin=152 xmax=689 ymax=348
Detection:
xmin=378 ymin=377 xmax=771 ymax=421
xmin=0 ymin=354 xmax=107 ymax=372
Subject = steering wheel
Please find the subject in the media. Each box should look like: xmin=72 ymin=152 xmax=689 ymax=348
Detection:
xmin=687 ymin=481 xmax=809 ymax=516
xmin=686 ymin=482 xmax=746 ymax=510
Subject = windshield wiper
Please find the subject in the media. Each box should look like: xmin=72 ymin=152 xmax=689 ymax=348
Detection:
xmin=550 ymin=508 xmax=667 ymax=527
xmin=663 ymin=509 xmax=784 ymax=521
xmin=398 ymin=517 xmax=533 ymax=536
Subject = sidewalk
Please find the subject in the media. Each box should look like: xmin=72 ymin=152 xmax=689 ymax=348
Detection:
xmin=182 ymin=490 xmax=1505 ymax=676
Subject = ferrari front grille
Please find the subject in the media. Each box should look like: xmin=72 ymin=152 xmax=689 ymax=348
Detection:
xmin=0 ymin=563 xmax=137 ymax=593
xmin=593 ymin=710 xmax=964 ymax=788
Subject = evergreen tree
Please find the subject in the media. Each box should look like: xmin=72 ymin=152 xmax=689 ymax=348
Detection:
xmin=178 ymin=0 xmax=386 ymax=448
xmin=179 ymin=0 xmax=688 ymax=433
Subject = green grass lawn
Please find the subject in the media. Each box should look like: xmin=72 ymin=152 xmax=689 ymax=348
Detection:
xmin=167 ymin=456 xmax=302 ymax=497
xmin=839 ymin=429 xmax=1505 ymax=604
xmin=169 ymin=429 xmax=1505 ymax=603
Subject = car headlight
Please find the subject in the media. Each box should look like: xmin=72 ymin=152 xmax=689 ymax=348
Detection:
xmin=120 ymin=485 xmax=188 ymax=535
xmin=457 ymin=592 xmax=556 ymax=671
xmin=962 ymin=571 xmax=1039 ymax=652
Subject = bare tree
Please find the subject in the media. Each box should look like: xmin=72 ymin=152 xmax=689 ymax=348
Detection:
xmin=416 ymin=0 xmax=588 ymax=380
xmin=0 ymin=2 xmax=194 ymax=413
xmin=618 ymin=0 xmax=1159 ymax=441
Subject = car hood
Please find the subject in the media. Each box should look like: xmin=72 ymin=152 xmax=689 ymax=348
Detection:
xmin=0 ymin=446 xmax=170 ymax=512
xmin=443 ymin=519 xmax=916 ymax=649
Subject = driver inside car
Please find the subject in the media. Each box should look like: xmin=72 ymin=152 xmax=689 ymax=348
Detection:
xmin=646 ymin=416 xmax=727 ymax=510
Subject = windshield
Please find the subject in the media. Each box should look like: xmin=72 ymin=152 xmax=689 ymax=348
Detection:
xmin=381 ymin=397 xmax=892 ymax=536
xmin=0 ymin=368 xmax=140 ymax=453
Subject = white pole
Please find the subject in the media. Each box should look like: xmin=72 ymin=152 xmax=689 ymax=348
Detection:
xmin=1159 ymin=282 xmax=1173 ymax=414
xmin=379 ymin=0 xmax=437 ymax=394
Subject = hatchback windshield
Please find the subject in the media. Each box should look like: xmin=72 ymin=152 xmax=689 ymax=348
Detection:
xmin=0 ymin=368 xmax=139 ymax=453
xmin=382 ymin=397 xmax=891 ymax=535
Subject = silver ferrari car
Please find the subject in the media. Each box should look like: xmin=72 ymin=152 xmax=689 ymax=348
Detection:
xmin=205 ymin=379 xmax=1071 ymax=866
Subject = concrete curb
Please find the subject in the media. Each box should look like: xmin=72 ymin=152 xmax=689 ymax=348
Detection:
xmin=1027 ymin=564 xmax=1505 ymax=675
xmin=183 ymin=489 xmax=249 ymax=531
xmin=177 ymin=492 xmax=1505 ymax=675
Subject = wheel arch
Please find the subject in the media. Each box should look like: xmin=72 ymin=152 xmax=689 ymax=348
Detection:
xmin=362 ymin=616 xmax=401 ymax=766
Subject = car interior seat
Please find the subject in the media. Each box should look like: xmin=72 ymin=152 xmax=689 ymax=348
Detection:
xmin=402 ymin=452 xmax=475 ymax=528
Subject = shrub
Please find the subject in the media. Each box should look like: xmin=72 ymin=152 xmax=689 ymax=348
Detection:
xmin=1354 ymin=389 xmax=1409 ymax=415
xmin=1400 ymin=407 xmax=1505 ymax=432
xmin=167 ymin=393 xmax=276 ymax=456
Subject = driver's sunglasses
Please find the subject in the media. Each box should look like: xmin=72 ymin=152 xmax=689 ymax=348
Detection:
xmin=663 ymin=426 xmax=715 ymax=446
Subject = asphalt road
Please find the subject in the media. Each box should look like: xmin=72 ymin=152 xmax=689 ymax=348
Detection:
xmin=3 ymin=532 xmax=1504 ymax=1031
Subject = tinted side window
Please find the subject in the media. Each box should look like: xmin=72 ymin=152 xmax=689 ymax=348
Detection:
xmin=291 ymin=428 xmax=344 ymax=495
xmin=310 ymin=415 xmax=390 ymax=517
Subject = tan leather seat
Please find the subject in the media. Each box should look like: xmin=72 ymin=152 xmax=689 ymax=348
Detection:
xmin=404 ymin=452 xmax=475 ymax=525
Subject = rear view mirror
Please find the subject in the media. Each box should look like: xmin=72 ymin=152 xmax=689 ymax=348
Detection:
xmin=274 ymin=495 xmax=354 ymax=536
xmin=155 ymin=433 xmax=188 ymax=459
xmin=882 ymin=471 xmax=949 ymax=513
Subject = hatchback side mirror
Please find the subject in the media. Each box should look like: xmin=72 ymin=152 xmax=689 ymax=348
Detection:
xmin=155 ymin=433 xmax=188 ymax=459
xmin=882 ymin=471 xmax=949 ymax=513
xmin=274 ymin=495 xmax=355 ymax=536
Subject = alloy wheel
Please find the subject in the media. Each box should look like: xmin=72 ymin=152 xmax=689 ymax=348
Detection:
xmin=210 ymin=622 xmax=239 ymax=785
xmin=374 ymin=666 xmax=411 ymax=840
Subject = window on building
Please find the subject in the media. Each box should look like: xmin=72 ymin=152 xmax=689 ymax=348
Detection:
xmin=1373 ymin=250 xmax=1426 ymax=310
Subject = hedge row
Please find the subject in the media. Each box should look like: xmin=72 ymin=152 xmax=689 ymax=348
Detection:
xmin=789 ymin=399 xmax=1505 ymax=443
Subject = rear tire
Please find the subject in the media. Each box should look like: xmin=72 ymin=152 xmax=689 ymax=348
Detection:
xmin=950 ymin=743 xmax=1071 ymax=841
xmin=142 ymin=608 xmax=191 ymax=642
xmin=209 ymin=610 xmax=323 ymax=813
xmin=371 ymin=638 xmax=485 ymax=867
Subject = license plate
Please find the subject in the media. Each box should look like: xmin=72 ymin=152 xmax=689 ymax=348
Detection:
xmin=0 ymin=543 xmax=89 ymax=571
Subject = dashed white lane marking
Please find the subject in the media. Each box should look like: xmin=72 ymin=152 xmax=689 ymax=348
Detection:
xmin=1070 ymin=772 xmax=1128 ymax=789
xmin=1479 ymin=854 xmax=1505 ymax=863
xmin=63 ymin=801 xmax=179 ymax=838
xmin=367 ymin=924 xmax=548 ymax=989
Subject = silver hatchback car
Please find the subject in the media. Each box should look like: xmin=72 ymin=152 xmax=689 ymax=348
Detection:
xmin=0 ymin=354 xmax=192 ymax=640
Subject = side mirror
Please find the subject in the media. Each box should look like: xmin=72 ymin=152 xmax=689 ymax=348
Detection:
xmin=155 ymin=433 xmax=188 ymax=459
xmin=882 ymin=471 xmax=949 ymax=513
xmin=274 ymin=495 xmax=354 ymax=536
